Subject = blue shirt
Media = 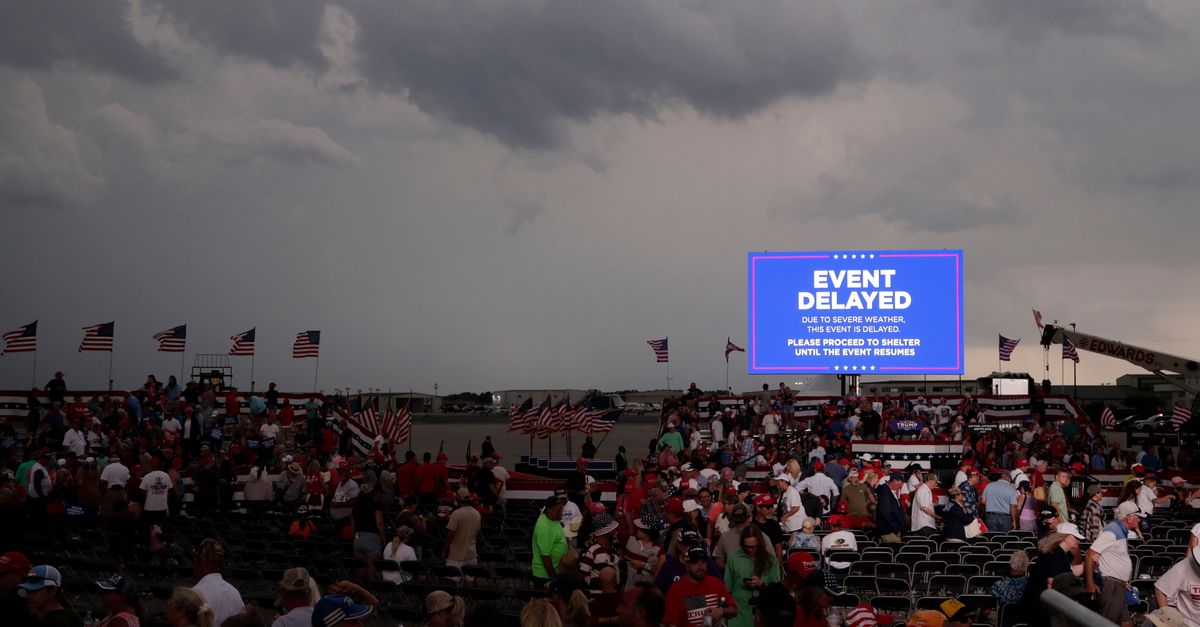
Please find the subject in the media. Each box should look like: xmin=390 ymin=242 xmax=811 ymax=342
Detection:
xmin=1091 ymin=453 xmax=1107 ymax=469
xmin=981 ymin=479 xmax=1017 ymax=515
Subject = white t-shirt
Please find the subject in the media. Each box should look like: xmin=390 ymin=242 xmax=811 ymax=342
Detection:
xmin=492 ymin=465 xmax=510 ymax=501
xmin=194 ymin=573 xmax=245 ymax=626
xmin=798 ymin=473 xmax=839 ymax=503
xmin=781 ymin=486 xmax=805 ymax=532
xmin=260 ymin=422 xmax=281 ymax=439
xmin=331 ymin=479 xmax=359 ymax=520
xmin=911 ymin=484 xmax=936 ymax=531
xmin=710 ymin=419 xmax=724 ymax=444
xmin=161 ymin=417 xmax=181 ymax=434
xmin=100 ymin=462 xmax=131 ymax=488
xmin=63 ymin=429 xmax=87 ymax=456
xmin=762 ymin=414 xmax=780 ymax=435
xmin=561 ymin=500 xmax=583 ymax=538
xmin=1090 ymin=526 xmax=1133 ymax=581
xmin=808 ymin=447 xmax=826 ymax=463
xmin=1154 ymin=555 xmax=1200 ymax=624
xmin=1136 ymin=485 xmax=1160 ymax=515
xmin=381 ymin=542 xmax=417 ymax=583
xmin=140 ymin=470 xmax=173 ymax=512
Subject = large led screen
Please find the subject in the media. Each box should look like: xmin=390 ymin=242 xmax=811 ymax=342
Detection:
xmin=748 ymin=250 xmax=964 ymax=375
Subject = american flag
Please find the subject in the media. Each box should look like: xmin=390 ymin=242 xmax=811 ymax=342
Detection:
xmin=682 ymin=593 xmax=722 ymax=625
xmin=1062 ymin=336 xmax=1080 ymax=363
xmin=292 ymin=330 xmax=320 ymax=358
xmin=229 ymin=328 xmax=256 ymax=356
xmin=1 ymin=320 xmax=37 ymax=354
xmin=647 ymin=337 xmax=668 ymax=363
xmin=507 ymin=397 xmax=536 ymax=433
xmin=79 ymin=321 xmax=115 ymax=352
xmin=1172 ymin=404 xmax=1192 ymax=430
xmin=1100 ymin=406 xmax=1116 ymax=430
xmin=581 ymin=408 xmax=622 ymax=434
xmin=536 ymin=397 xmax=565 ymax=439
xmin=153 ymin=325 xmax=187 ymax=352
xmin=397 ymin=403 xmax=412 ymax=443
xmin=351 ymin=397 xmax=380 ymax=437
xmin=1033 ymin=309 xmax=1044 ymax=329
xmin=724 ymin=337 xmax=745 ymax=362
xmin=999 ymin=335 xmax=1020 ymax=361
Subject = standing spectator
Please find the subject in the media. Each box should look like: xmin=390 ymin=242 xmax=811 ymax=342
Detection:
xmin=942 ymin=487 xmax=975 ymax=543
xmin=796 ymin=461 xmax=839 ymax=508
xmin=1152 ymin=546 xmax=1200 ymax=624
xmin=473 ymin=457 xmax=500 ymax=508
xmin=776 ymin=474 xmax=804 ymax=543
xmin=44 ymin=372 xmax=67 ymax=405
xmin=416 ymin=453 xmax=437 ymax=505
xmin=396 ymin=497 xmax=428 ymax=561
xmin=875 ymin=472 xmax=906 ymax=543
xmin=958 ymin=469 xmax=980 ymax=519
xmin=271 ymin=568 xmax=318 ymax=627
xmin=1079 ymin=485 xmax=1105 ymax=542
xmin=663 ymin=546 xmax=737 ymax=627
xmin=579 ymin=512 xmax=620 ymax=585
xmin=433 ymin=453 xmax=452 ymax=500
xmin=1085 ymin=502 xmax=1140 ymax=626
xmin=615 ymin=445 xmax=629 ymax=475
xmin=330 ymin=468 xmax=359 ymax=527
xmin=395 ymin=451 xmax=419 ymax=501
xmin=26 ymin=386 xmax=43 ymax=435
xmin=138 ymin=465 xmax=173 ymax=531
xmin=723 ymin=525 xmax=780 ymax=627
xmin=980 ymin=471 xmax=1017 ymax=532
xmin=623 ymin=516 xmax=663 ymax=588
xmin=534 ymin=494 xmax=570 ymax=585
xmin=1136 ymin=475 xmax=1173 ymax=520
xmin=1047 ymin=470 xmax=1071 ymax=524
xmin=565 ymin=458 xmax=592 ymax=511
xmin=191 ymin=538 xmax=245 ymax=626
xmin=840 ymin=470 xmax=873 ymax=529
xmin=911 ymin=473 xmax=940 ymax=536
xmin=62 ymin=422 xmax=87 ymax=458
xmin=351 ymin=484 xmax=385 ymax=579
xmin=443 ymin=488 xmax=482 ymax=572
xmin=26 ymin=452 xmax=54 ymax=511
xmin=1021 ymin=525 xmax=1083 ymax=616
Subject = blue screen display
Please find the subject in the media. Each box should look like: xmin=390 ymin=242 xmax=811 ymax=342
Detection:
xmin=747 ymin=250 xmax=963 ymax=375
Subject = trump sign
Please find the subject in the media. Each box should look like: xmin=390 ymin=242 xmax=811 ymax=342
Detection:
xmin=748 ymin=250 xmax=964 ymax=375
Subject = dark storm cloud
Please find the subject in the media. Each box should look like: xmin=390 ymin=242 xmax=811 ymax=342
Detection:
xmin=0 ymin=1 xmax=174 ymax=82
xmin=346 ymin=0 xmax=863 ymax=149
xmin=148 ymin=0 xmax=329 ymax=71
xmin=943 ymin=0 xmax=1167 ymax=41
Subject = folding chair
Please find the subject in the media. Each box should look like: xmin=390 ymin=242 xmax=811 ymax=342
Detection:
xmin=927 ymin=574 xmax=966 ymax=597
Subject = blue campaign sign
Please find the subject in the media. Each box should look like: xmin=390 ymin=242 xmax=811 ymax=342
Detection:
xmin=748 ymin=250 xmax=963 ymax=375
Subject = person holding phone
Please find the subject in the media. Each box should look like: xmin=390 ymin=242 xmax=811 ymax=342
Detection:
xmin=722 ymin=525 xmax=780 ymax=627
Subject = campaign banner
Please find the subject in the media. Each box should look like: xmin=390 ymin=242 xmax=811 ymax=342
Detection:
xmin=748 ymin=250 xmax=964 ymax=374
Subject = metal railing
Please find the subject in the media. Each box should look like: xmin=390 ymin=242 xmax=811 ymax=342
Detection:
xmin=1039 ymin=589 xmax=1119 ymax=627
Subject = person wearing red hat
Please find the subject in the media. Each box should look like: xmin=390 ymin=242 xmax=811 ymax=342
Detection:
xmin=750 ymin=495 xmax=786 ymax=561
xmin=416 ymin=452 xmax=438 ymax=506
xmin=0 ymin=551 xmax=31 ymax=623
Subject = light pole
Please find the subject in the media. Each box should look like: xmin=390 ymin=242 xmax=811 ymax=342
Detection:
xmin=434 ymin=383 xmax=438 ymax=413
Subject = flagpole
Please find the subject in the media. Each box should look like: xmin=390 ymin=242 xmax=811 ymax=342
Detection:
xmin=31 ymin=348 xmax=38 ymax=388
xmin=108 ymin=350 xmax=114 ymax=392
xmin=313 ymin=356 xmax=320 ymax=393
xmin=1071 ymin=322 xmax=1078 ymax=400
xmin=180 ymin=350 xmax=186 ymax=389
xmin=725 ymin=358 xmax=730 ymax=393
xmin=250 ymin=354 xmax=256 ymax=393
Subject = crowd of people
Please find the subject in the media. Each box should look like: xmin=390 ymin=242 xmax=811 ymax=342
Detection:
xmin=2 ymin=373 xmax=1200 ymax=627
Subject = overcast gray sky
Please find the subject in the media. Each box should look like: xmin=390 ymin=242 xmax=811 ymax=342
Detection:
xmin=3 ymin=0 xmax=1200 ymax=395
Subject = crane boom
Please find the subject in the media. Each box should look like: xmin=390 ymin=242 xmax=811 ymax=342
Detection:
xmin=1039 ymin=323 xmax=1200 ymax=413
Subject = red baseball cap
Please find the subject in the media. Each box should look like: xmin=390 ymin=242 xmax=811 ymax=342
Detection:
xmin=436 ymin=453 xmax=448 ymax=461
xmin=754 ymin=494 xmax=776 ymax=507
xmin=576 ymin=458 xmax=588 ymax=465
xmin=786 ymin=550 xmax=818 ymax=576
xmin=813 ymin=461 xmax=825 ymax=471
xmin=1070 ymin=462 xmax=1084 ymax=472
xmin=665 ymin=497 xmax=684 ymax=515
xmin=0 ymin=552 xmax=30 ymax=575
xmin=1016 ymin=458 xmax=1028 ymax=469
xmin=837 ymin=458 xmax=850 ymax=466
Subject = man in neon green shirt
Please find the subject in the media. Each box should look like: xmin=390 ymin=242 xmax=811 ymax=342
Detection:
xmin=532 ymin=494 xmax=568 ymax=584
xmin=658 ymin=423 xmax=685 ymax=455
xmin=1048 ymin=469 xmax=1072 ymax=523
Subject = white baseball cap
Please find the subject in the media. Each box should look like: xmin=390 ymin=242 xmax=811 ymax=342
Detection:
xmin=1056 ymin=523 xmax=1085 ymax=540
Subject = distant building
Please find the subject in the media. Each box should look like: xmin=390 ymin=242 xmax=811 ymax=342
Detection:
xmin=491 ymin=389 xmax=588 ymax=407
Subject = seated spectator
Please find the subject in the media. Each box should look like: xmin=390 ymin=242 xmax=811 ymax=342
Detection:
xmin=271 ymin=568 xmax=319 ymax=627
xmin=587 ymin=566 xmax=622 ymax=626
xmin=381 ymin=527 xmax=417 ymax=583
xmin=795 ymin=570 xmax=844 ymax=627
xmin=19 ymin=566 xmax=80 ymax=626
xmin=425 ymin=590 xmax=465 ymax=627
xmin=165 ymin=587 xmax=215 ymax=627
xmin=990 ymin=550 xmax=1030 ymax=605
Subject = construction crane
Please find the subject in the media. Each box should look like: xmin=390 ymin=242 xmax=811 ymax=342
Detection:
xmin=1038 ymin=318 xmax=1200 ymax=432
